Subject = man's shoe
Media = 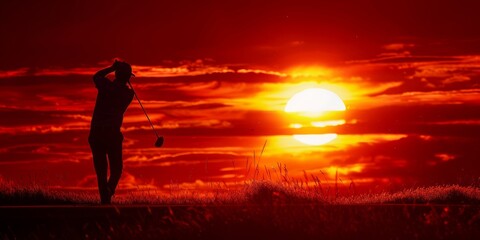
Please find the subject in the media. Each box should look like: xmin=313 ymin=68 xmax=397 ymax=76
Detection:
xmin=100 ymin=188 xmax=112 ymax=204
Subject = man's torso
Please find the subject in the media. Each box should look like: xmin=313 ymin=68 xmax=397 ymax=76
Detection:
xmin=91 ymin=78 xmax=134 ymax=129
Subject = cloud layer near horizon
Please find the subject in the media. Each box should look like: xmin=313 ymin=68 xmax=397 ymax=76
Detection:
xmin=0 ymin=55 xmax=479 ymax=190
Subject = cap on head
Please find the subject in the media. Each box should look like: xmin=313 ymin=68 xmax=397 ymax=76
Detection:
xmin=115 ymin=62 xmax=134 ymax=82
xmin=116 ymin=61 xmax=132 ymax=74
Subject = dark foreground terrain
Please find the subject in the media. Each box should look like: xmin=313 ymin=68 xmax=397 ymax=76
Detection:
xmin=1 ymin=203 xmax=479 ymax=240
xmin=1 ymin=182 xmax=480 ymax=239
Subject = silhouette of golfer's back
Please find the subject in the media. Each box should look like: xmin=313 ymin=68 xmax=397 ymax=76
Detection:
xmin=89 ymin=60 xmax=134 ymax=204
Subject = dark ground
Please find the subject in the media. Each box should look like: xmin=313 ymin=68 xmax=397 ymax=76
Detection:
xmin=1 ymin=204 xmax=479 ymax=240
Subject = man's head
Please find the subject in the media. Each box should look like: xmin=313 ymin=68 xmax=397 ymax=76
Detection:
xmin=115 ymin=61 xmax=133 ymax=83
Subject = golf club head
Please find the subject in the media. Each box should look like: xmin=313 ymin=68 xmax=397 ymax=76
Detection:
xmin=155 ymin=136 xmax=164 ymax=148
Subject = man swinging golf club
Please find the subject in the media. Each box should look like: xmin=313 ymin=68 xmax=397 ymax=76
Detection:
xmin=90 ymin=60 xmax=164 ymax=204
xmin=89 ymin=60 xmax=134 ymax=204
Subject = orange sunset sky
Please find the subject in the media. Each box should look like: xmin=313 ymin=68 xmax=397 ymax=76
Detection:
xmin=1 ymin=0 xmax=479 ymax=193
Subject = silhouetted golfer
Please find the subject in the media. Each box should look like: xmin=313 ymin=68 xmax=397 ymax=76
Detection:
xmin=89 ymin=60 xmax=134 ymax=204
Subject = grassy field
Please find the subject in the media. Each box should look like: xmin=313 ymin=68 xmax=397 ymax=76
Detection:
xmin=1 ymin=179 xmax=480 ymax=239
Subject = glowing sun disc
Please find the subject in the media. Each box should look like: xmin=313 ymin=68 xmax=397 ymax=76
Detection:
xmin=293 ymin=134 xmax=337 ymax=146
xmin=285 ymin=88 xmax=346 ymax=113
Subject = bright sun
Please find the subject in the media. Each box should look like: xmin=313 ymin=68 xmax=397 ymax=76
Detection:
xmin=285 ymin=88 xmax=346 ymax=146
xmin=285 ymin=88 xmax=346 ymax=114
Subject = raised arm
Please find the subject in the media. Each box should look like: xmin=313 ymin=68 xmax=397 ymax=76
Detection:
xmin=93 ymin=61 xmax=118 ymax=88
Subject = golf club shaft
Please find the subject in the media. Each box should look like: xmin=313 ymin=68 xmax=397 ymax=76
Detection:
xmin=127 ymin=81 xmax=159 ymax=138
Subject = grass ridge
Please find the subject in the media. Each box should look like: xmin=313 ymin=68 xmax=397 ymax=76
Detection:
xmin=1 ymin=179 xmax=479 ymax=205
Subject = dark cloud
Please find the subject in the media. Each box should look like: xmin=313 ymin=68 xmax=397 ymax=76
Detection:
xmin=328 ymin=135 xmax=480 ymax=185
xmin=136 ymin=72 xmax=285 ymax=84
xmin=127 ymin=158 xmax=242 ymax=187
xmin=0 ymin=75 xmax=91 ymax=86
xmin=0 ymin=159 xmax=93 ymax=187
xmin=0 ymin=130 xmax=89 ymax=150
xmin=344 ymin=53 xmax=480 ymax=95
xmin=125 ymin=152 xmax=241 ymax=166
xmin=370 ymin=74 xmax=480 ymax=97
xmin=160 ymin=103 xmax=231 ymax=110
xmin=348 ymin=104 xmax=480 ymax=124
xmin=356 ymin=56 xmax=462 ymax=65
xmin=0 ymin=108 xmax=90 ymax=127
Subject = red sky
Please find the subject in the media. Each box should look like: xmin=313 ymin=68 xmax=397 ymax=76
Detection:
xmin=1 ymin=0 xmax=479 ymax=193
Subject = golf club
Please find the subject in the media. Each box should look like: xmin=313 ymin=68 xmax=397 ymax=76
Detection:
xmin=127 ymin=80 xmax=164 ymax=147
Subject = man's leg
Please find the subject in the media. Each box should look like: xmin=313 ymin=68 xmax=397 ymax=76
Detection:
xmin=107 ymin=132 xmax=123 ymax=198
xmin=89 ymin=135 xmax=110 ymax=204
